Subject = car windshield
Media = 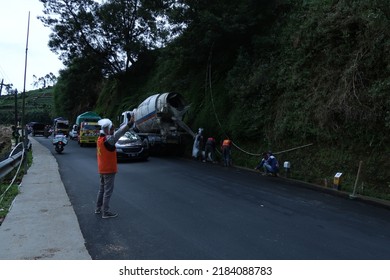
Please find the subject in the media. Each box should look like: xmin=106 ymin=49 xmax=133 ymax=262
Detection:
xmin=32 ymin=123 xmax=45 ymax=129
xmin=82 ymin=124 xmax=100 ymax=130
xmin=57 ymin=123 xmax=69 ymax=129
xmin=117 ymin=131 xmax=140 ymax=144
xmin=124 ymin=131 xmax=139 ymax=140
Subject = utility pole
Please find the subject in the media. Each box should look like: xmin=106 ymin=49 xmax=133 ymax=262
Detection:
xmin=22 ymin=11 xmax=30 ymax=174
xmin=14 ymin=90 xmax=18 ymax=144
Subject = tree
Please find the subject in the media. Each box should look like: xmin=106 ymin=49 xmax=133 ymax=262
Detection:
xmin=32 ymin=73 xmax=57 ymax=89
xmin=38 ymin=0 xmax=187 ymax=76
xmin=53 ymin=56 xmax=103 ymax=120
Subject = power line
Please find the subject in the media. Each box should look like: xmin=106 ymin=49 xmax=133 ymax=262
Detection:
xmin=205 ymin=45 xmax=314 ymax=157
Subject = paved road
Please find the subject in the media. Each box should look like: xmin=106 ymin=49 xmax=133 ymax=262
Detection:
xmin=35 ymin=136 xmax=390 ymax=260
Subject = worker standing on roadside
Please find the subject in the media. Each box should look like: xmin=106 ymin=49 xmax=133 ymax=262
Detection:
xmin=95 ymin=115 xmax=134 ymax=219
xmin=221 ymin=138 xmax=232 ymax=167
xmin=204 ymin=136 xmax=216 ymax=163
xmin=192 ymin=128 xmax=204 ymax=161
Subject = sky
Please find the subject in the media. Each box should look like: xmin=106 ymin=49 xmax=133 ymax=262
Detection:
xmin=0 ymin=0 xmax=64 ymax=93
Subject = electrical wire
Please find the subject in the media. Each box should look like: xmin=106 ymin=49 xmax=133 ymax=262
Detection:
xmin=205 ymin=45 xmax=313 ymax=157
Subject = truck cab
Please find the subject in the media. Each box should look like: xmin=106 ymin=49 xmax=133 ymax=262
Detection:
xmin=53 ymin=117 xmax=70 ymax=136
xmin=31 ymin=122 xmax=46 ymax=136
xmin=78 ymin=121 xmax=101 ymax=146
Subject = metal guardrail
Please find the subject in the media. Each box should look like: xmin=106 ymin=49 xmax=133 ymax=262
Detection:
xmin=0 ymin=143 xmax=25 ymax=180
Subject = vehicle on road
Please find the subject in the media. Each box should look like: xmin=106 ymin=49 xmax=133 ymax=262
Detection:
xmin=52 ymin=133 xmax=67 ymax=154
xmin=53 ymin=117 xmax=70 ymax=136
xmin=78 ymin=122 xmax=100 ymax=146
xmin=75 ymin=112 xmax=101 ymax=146
xmin=120 ymin=92 xmax=195 ymax=154
xmin=31 ymin=122 xmax=46 ymax=136
xmin=76 ymin=111 xmax=101 ymax=127
xmin=116 ymin=130 xmax=149 ymax=161
xmin=69 ymin=124 xmax=78 ymax=140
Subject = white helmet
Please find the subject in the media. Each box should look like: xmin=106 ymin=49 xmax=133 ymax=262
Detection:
xmin=98 ymin=118 xmax=113 ymax=134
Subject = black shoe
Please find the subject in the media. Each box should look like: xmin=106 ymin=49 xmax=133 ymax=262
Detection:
xmin=95 ymin=208 xmax=101 ymax=214
xmin=102 ymin=211 xmax=118 ymax=219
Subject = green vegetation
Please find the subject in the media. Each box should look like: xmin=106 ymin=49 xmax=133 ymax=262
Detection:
xmin=0 ymin=149 xmax=32 ymax=222
xmin=0 ymin=88 xmax=55 ymax=126
xmin=1 ymin=0 xmax=388 ymax=201
xmin=0 ymin=184 xmax=19 ymax=222
xmin=93 ymin=0 xmax=389 ymax=200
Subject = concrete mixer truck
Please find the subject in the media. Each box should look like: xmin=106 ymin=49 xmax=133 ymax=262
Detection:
xmin=120 ymin=92 xmax=195 ymax=152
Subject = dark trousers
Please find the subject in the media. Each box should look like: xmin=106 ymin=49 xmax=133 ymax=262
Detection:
xmin=205 ymin=145 xmax=215 ymax=162
xmin=222 ymin=146 xmax=231 ymax=166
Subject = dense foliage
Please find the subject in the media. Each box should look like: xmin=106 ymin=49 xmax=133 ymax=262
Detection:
xmin=43 ymin=0 xmax=389 ymax=199
xmin=39 ymin=0 xmax=187 ymax=75
xmin=53 ymin=56 xmax=104 ymax=122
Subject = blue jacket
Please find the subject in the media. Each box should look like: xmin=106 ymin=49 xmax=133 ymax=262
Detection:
xmin=267 ymin=155 xmax=279 ymax=172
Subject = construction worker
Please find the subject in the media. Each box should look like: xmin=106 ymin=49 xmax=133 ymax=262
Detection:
xmin=255 ymin=152 xmax=269 ymax=172
xmin=192 ymin=128 xmax=204 ymax=161
xmin=95 ymin=116 xmax=134 ymax=219
xmin=264 ymin=151 xmax=280 ymax=176
xmin=221 ymin=138 xmax=232 ymax=166
xmin=204 ymin=136 xmax=216 ymax=162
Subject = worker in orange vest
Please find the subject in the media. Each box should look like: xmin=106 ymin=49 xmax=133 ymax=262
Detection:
xmin=204 ymin=136 xmax=216 ymax=162
xmin=221 ymin=138 xmax=232 ymax=167
xmin=95 ymin=116 xmax=134 ymax=219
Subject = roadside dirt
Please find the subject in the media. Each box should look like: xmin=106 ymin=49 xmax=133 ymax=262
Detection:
xmin=0 ymin=125 xmax=12 ymax=159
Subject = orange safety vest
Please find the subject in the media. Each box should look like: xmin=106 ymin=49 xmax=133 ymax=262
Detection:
xmin=97 ymin=135 xmax=117 ymax=174
xmin=222 ymin=139 xmax=232 ymax=147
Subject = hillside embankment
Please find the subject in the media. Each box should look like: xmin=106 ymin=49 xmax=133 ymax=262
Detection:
xmin=0 ymin=125 xmax=12 ymax=160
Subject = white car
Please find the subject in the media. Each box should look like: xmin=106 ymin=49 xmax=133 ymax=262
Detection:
xmin=69 ymin=126 xmax=78 ymax=140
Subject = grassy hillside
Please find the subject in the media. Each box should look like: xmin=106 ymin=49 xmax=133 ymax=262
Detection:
xmin=93 ymin=1 xmax=389 ymax=200
xmin=0 ymin=87 xmax=55 ymax=126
